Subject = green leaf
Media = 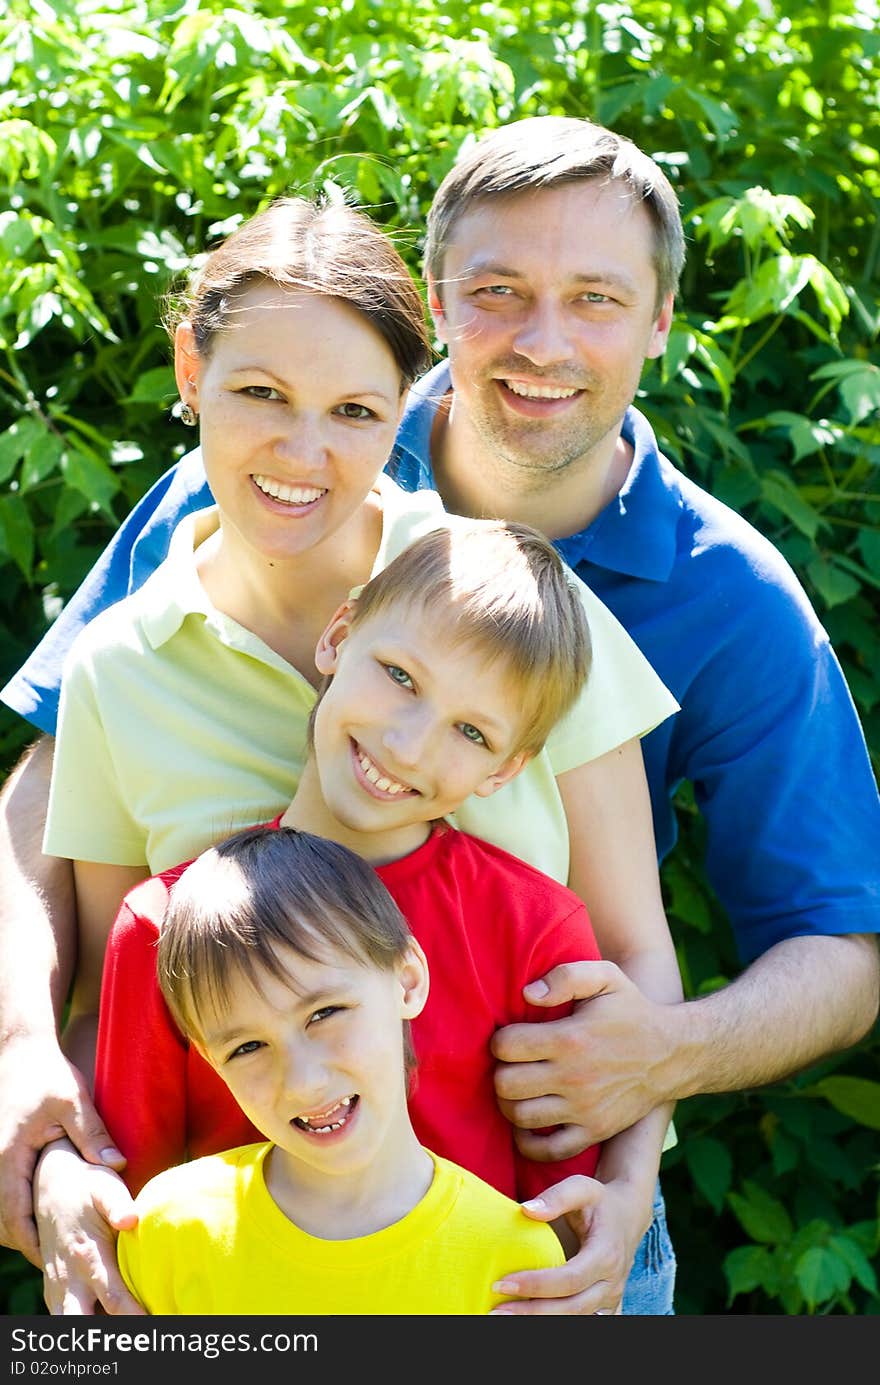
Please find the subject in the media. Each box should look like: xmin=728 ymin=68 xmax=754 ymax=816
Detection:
xmin=0 ymin=417 xmax=43 ymax=485
xmin=810 ymin=360 xmax=880 ymax=426
xmin=806 ymin=556 xmax=861 ymax=609
xmin=795 ymin=1246 xmax=851 ymax=1310
xmin=760 ymin=472 xmax=824 ymax=539
xmin=723 ymin=1245 xmax=776 ymax=1302
xmin=684 ymin=1136 xmax=733 ymax=1212
xmin=59 ymin=448 xmax=119 ymax=519
xmin=727 ymin=1181 xmax=793 ymax=1244
xmin=827 ymin=1235 xmax=878 ymax=1295
xmin=808 ymin=1077 xmax=880 ymax=1131
xmin=125 ymin=367 xmax=178 ymax=405
xmin=0 ymin=493 xmax=35 ymax=579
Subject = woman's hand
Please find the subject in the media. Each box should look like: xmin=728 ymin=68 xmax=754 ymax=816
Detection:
xmin=34 ymin=1139 xmax=144 ymax=1316
xmin=489 ymin=1173 xmax=643 ymax=1315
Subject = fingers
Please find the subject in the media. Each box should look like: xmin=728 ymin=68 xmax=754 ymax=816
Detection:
xmin=513 ymin=1124 xmax=593 ymax=1162
xmin=93 ymin=1178 xmax=138 ymax=1235
xmin=0 ymin=1152 xmax=43 ymax=1266
xmin=521 ymin=960 xmax=620 ymax=1008
xmin=65 ymin=1088 xmax=126 ymax=1172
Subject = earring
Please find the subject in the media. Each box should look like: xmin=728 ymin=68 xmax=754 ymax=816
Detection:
xmin=177 ymin=401 xmax=198 ymax=427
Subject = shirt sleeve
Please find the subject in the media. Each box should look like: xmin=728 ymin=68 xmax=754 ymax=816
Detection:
xmin=508 ymin=895 xmax=607 ymax=1203
xmin=546 ymin=577 xmax=680 ymax=775
xmin=94 ymin=887 xmax=189 ymax=1196
xmin=42 ymin=629 xmax=148 ymax=865
xmin=0 ymin=448 xmax=211 ymax=737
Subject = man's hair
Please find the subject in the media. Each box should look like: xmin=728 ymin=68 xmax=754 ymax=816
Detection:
xmin=164 ymin=195 xmax=433 ymax=389
xmin=347 ymin=518 xmax=592 ymax=756
xmin=425 ymin=116 xmax=685 ymax=313
xmin=158 ymin=826 xmax=417 ymax=1075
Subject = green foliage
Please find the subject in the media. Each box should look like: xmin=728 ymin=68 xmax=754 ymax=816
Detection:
xmin=1 ymin=0 xmax=878 ymax=1315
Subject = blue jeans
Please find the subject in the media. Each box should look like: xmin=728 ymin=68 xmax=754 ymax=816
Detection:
xmin=621 ymin=1182 xmax=676 ymax=1314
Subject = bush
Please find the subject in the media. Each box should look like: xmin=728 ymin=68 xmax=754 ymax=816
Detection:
xmin=1 ymin=0 xmax=878 ymax=1315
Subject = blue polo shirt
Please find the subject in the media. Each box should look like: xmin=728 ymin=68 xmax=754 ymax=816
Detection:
xmin=4 ymin=361 xmax=879 ymax=962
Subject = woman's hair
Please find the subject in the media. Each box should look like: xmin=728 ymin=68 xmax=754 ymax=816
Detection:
xmin=164 ymin=196 xmax=433 ymax=388
xmin=425 ymin=116 xmax=685 ymax=314
xmin=346 ymin=517 xmax=592 ymax=755
xmin=158 ymin=826 xmax=417 ymax=1076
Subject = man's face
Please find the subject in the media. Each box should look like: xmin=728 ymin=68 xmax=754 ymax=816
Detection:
xmin=429 ymin=179 xmax=673 ymax=479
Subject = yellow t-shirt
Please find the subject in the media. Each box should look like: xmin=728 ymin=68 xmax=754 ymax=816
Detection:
xmin=118 ymin=1144 xmax=564 ymax=1315
xmin=44 ymin=476 xmax=678 ymax=876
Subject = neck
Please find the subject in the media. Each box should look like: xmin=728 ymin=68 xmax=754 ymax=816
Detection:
xmin=432 ymin=392 xmax=633 ymax=540
xmin=196 ymin=495 xmax=383 ymax=677
xmin=266 ymin=1123 xmax=433 ymax=1241
xmin=281 ymin=757 xmax=431 ymax=866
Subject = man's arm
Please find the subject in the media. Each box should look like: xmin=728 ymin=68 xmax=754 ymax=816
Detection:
xmin=0 ymin=737 xmax=125 ymax=1265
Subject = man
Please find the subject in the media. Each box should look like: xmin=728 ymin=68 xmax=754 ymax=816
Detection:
xmin=2 ymin=117 xmax=879 ymax=1314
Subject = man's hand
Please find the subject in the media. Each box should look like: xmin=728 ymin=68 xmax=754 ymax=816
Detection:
xmin=34 ymin=1140 xmax=143 ymax=1316
xmin=0 ymin=1036 xmax=126 ymax=1266
xmin=489 ymin=1174 xmax=642 ymax=1315
xmin=491 ymin=961 xmax=675 ymax=1156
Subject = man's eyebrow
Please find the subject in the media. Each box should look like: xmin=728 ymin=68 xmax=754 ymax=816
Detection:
xmin=455 ymin=260 xmax=639 ymax=293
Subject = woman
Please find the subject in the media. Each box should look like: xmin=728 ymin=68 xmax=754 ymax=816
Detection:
xmin=34 ymin=196 xmax=681 ymax=1314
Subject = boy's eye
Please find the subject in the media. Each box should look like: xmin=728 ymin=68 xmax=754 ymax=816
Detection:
xmin=457 ymin=722 xmax=488 ymax=747
xmin=384 ymin=664 xmax=414 ymax=689
xmin=335 ymin=402 xmax=376 ymax=420
xmin=242 ymin=385 xmax=283 ymax=401
xmin=228 ymin=1039 xmax=263 ymax=1060
xmin=308 ymin=1005 xmax=342 ymax=1026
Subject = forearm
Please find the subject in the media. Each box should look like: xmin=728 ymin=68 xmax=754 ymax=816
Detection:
xmin=659 ymin=933 xmax=880 ymax=1100
xmin=0 ymin=737 xmax=75 ymax=1042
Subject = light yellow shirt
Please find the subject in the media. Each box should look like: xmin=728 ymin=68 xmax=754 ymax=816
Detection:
xmin=118 ymin=1143 xmax=564 ymax=1315
xmin=45 ymin=475 xmax=678 ymax=875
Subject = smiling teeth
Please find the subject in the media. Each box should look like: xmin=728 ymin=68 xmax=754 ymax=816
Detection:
xmin=296 ymin=1096 xmax=354 ymax=1133
xmin=505 ymin=381 xmax=579 ymax=400
xmin=253 ymin=474 xmax=326 ymax=505
xmin=357 ymin=749 xmax=412 ymax=795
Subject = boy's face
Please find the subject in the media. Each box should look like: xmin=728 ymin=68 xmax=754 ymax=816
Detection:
xmin=196 ymin=938 xmax=427 ymax=1178
xmin=310 ymin=601 xmax=530 ymax=837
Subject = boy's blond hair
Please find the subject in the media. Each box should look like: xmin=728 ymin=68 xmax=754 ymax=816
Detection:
xmin=351 ymin=518 xmax=591 ymax=756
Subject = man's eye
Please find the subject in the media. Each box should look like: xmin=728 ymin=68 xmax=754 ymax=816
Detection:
xmin=477 ymin=284 xmax=515 ymax=297
xmin=458 ymin=722 xmax=488 ymax=747
xmin=580 ymin=291 xmax=611 ymax=304
xmin=384 ymin=664 xmax=414 ymax=689
xmin=228 ymin=1039 xmax=262 ymax=1060
xmin=335 ymin=403 xmax=375 ymax=420
xmin=242 ymin=385 xmax=283 ymax=400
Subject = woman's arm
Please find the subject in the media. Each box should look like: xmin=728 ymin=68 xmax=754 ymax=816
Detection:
xmin=491 ymin=738 xmax=681 ymax=1311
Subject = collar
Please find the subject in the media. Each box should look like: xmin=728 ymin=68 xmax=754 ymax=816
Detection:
xmin=140 ymin=507 xmax=221 ymax=649
xmin=393 ymin=359 xmax=683 ymax=583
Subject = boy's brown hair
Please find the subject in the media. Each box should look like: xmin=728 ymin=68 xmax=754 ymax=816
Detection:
xmin=158 ymin=826 xmax=418 ymax=1071
xmin=425 ymin=116 xmax=685 ymax=316
xmin=347 ymin=517 xmax=592 ymax=756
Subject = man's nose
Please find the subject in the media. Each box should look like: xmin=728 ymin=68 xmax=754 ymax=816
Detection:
xmin=511 ymin=301 xmax=574 ymax=367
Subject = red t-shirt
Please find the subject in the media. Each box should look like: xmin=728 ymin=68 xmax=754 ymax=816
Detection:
xmin=95 ymin=820 xmax=601 ymax=1201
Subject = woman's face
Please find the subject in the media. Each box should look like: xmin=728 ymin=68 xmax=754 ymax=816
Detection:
xmin=176 ymin=283 xmax=406 ymax=564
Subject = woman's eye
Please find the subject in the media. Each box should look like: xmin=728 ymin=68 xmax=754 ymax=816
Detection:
xmin=335 ymin=402 xmax=375 ymax=420
xmin=243 ymin=385 xmax=283 ymax=401
xmin=228 ymin=1039 xmax=262 ymax=1060
xmin=384 ymin=664 xmax=414 ymax=689
xmin=458 ymin=722 xmax=488 ymax=747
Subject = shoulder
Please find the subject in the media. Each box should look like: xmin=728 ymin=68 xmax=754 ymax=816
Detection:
xmin=435 ymin=828 xmax=588 ymax=928
xmin=133 ymin=1144 xmax=264 ymax=1223
xmin=436 ymin=1157 xmax=564 ymax=1263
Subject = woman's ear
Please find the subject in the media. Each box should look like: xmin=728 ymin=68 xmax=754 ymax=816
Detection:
xmin=397 ymin=939 xmax=429 ymax=1021
xmin=313 ymin=600 xmax=358 ymax=677
xmin=174 ymin=321 xmax=202 ymax=411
